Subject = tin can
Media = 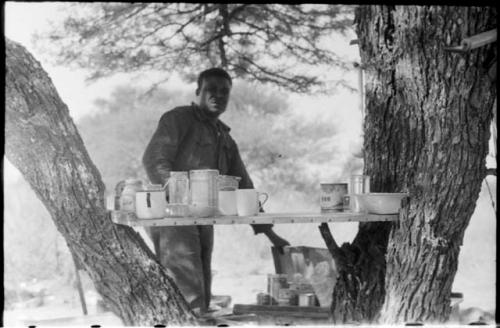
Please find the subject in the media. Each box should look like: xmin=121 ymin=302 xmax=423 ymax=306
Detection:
xmin=320 ymin=183 xmax=348 ymax=212
xmin=349 ymin=175 xmax=370 ymax=194
xmin=277 ymin=288 xmax=293 ymax=306
xmin=298 ymin=293 xmax=316 ymax=307
xmin=257 ymin=292 xmax=271 ymax=305
xmin=267 ymin=274 xmax=288 ymax=305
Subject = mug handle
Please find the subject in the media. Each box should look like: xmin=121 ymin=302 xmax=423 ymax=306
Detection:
xmin=258 ymin=192 xmax=269 ymax=206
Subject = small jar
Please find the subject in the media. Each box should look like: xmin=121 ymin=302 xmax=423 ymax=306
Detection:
xmin=119 ymin=179 xmax=143 ymax=212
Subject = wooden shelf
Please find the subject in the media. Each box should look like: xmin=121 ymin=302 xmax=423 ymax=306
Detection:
xmin=110 ymin=210 xmax=398 ymax=227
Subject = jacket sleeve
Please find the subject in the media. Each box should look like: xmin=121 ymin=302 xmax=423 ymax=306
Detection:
xmin=143 ymin=111 xmax=188 ymax=185
xmin=228 ymin=142 xmax=274 ymax=235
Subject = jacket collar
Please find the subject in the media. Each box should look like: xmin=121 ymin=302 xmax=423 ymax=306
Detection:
xmin=191 ymin=102 xmax=231 ymax=132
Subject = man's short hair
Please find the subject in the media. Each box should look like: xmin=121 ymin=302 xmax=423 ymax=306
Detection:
xmin=197 ymin=68 xmax=232 ymax=90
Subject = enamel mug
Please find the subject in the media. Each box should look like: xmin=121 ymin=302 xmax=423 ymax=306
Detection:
xmin=135 ymin=185 xmax=167 ymax=219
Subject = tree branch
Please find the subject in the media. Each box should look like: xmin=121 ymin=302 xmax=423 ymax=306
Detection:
xmin=218 ymin=4 xmax=230 ymax=68
xmin=232 ymin=15 xmax=339 ymax=67
xmin=35 ymin=3 xmax=354 ymax=94
xmin=319 ymin=223 xmax=340 ymax=251
xmin=318 ymin=223 xmax=352 ymax=271
xmin=227 ymin=4 xmax=250 ymax=21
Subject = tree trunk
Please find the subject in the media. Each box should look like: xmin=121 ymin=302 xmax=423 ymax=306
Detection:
xmin=356 ymin=5 xmax=496 ymax=324
xmin=5 ymin=38 xmax=198 ymax=326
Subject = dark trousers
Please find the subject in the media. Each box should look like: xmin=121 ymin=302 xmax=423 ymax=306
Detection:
xmin=146 ymin=225 xmax=214 ymax=312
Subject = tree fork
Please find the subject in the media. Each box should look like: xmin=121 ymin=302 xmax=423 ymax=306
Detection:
xmin=5 ymin=38 xmax=198 ymax=326
xmin=319 ymin=221 xmax=392 ymax=324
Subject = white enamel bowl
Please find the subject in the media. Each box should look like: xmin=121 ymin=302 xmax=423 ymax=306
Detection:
xmin=356 ymin=193 xmax=408 ymax=214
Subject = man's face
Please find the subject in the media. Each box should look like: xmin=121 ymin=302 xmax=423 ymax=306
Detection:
xmin=196 ymin=75 xmax=231 ymax=116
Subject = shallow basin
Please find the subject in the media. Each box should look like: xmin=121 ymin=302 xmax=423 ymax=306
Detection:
xmin=356 ymin=193 xmax=408 ymax=214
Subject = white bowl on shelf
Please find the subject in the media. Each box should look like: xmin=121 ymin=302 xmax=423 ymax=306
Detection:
xmin=356 ymin=193 xmax=408 ymax=214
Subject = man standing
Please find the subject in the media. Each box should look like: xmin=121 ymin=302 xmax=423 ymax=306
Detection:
xmin=142 ymin=68 xmax=290 ymax=314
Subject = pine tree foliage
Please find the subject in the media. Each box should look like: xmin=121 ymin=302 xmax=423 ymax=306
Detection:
xmin=33 ymin=3 xmax=353 ymax=93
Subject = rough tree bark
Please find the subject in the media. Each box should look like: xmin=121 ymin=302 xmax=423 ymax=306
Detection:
xmin=5 ymin=38 xmax=198 ymax=326
xmin=363 ymin=5 xmax=495 ymax=324
xmin=321 ymin=5 xmax=496 ymax=325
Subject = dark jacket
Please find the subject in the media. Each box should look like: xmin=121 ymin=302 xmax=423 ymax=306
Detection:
xmin=143 ymin=103 xmax=272 ymax=234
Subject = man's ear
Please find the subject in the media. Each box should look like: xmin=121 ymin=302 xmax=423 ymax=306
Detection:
xmin=195 ymin=88 xmax=200 ymax=96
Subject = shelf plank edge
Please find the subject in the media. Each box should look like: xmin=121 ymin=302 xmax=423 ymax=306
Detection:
xmin=110 ymin=210 xmax=398 ymax=227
